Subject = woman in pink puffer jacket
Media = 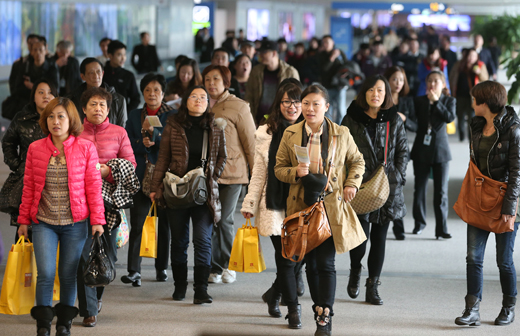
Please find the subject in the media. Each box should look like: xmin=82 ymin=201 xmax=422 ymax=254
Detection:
xmin=18 ymin=97 xmax=105 ymax=336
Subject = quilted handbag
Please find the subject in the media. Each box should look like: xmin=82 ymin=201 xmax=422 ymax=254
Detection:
xmin=349 ymin=121 xmax=390 ymax=215
xmin=83 ymin=233 xmax=116 ymax=287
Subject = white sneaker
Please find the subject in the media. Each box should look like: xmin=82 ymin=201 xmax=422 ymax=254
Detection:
xmin=222 ymin=269 xmax=236 ymax=284
xmin=208 ymin=273 xmax=222 ymax=283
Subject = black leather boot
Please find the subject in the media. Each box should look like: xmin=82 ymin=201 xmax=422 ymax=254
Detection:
xmin=30 ymin=306 xmax=54 ymax=336
xmin=193 ymin=265 xmax=213 ymax=304
xmin=54 ymin=303 xmax=79 ymax=336
xmin=295 ymin=261 xmax=305 ymax=297
xmin=347 ymin=267 xmax=362 ymax=299
xmin=365 ymin=277 xmax=383 ymax=305
xmin=262 ymin=283 xmax=282 ymax=317
xmin=286 ymin=304 xmax=302 ymax=329
xmin=314 ymin=306 xmax=332 ymax=336
xmin=171 ymin=263 xmax=188 ymax=301
xmin=455 ymin=295 xmax=481 ymax=326
xmin=495 ymin=295 xmax=516 ymax=326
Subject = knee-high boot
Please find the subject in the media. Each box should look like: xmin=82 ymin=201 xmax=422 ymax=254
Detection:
xmin=171 ymin=263 xmax=188 ymax=301
xmin=193 ymin=265 xmax=213 ymax=304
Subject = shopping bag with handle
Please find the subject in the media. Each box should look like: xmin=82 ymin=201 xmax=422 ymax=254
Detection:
xmin=140 ymin=202 xmax=158 ymax=258
xmin=0 ymin=236 xmax=36 ymax=315
xmin=243 ymin=220 xmax=266 ymax=273
xmin=116 ymin=209 xmax=129 ymax=249
xmin=228 ymin=221 xmax=246 ymax=272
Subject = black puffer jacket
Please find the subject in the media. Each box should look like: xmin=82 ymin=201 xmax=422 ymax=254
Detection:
xmin=470 ymin=106 xmax=520 ymax=216
xmin=342 ymin=101 xmax=409 ymax=223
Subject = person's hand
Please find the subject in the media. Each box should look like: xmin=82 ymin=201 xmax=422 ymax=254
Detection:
xmin=142 ymin=118 xmax=153 ymax=133
xmin=99 ymin=164 xmax=110 ymax=178
xmin=17 ymin=225 xmax=29 ymax=240
xmin=242 ymin=212 xmax=254 ymax=219
xmin=502 ymin=214 xmax=515 ymax=227
xmin=55 ymin=56 xmax=68 ymax=67
xmin=397 ymin=112 xmax=407 ymax=122
xmin=91 ymin=225 xmax=104 ymax=237
xmin=427 ymin=89 xmax=440 ymax=103
xmin=296 ymin=163 xmax=309 ymax=177
xmin=343 ymin=186 xmax=357 ymax=203
xmin=149 ymin=192 xmax=156 ymax=203
xmin=143 ymin=137 xmax=155 ymax=148
xmin=330 ymin=49 xmax=341 ymax=62
xmin=472 ymin=65 xmax=481 ymax=75
xmin=24 ymin=76 xmax=33 ymax=90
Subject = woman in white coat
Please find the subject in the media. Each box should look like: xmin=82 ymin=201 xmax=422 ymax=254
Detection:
xmin=241 ymin=80 xmax=303 ymax=329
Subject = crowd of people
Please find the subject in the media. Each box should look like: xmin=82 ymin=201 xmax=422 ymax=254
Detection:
xmin=0 ymin=25 xmax=517 ymax=336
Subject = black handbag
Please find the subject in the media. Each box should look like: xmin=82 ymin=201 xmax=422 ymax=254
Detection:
xmin=83 ymin=232 xmax=116 ymax=287
xmin=163 ymin=130 xmax=208 ymax=209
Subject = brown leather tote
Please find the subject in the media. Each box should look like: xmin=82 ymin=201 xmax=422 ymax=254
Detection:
xmin=453 ymin=160 xmax=514 ymax=233
xmin=281 ymin=137 xmax=337 ymax=262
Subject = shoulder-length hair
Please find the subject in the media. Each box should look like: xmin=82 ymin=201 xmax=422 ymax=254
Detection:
xmin=383 ymin=66 xmax=410 ymax=97
xmin=265 ymin=82 xmax=302 ymax=134
xmin=167 ymin=58 xmax=202 ymax=96
xmin=426 ymin=70 xmax=450 ymax=96
xmin=355 ymin=75 xmax=394 ymax=110
xmin=173 ymin=86 xmax=213 ymax=129
xmin=40 ymin=97 xmax=83 ymax=136
xmin=201 ymin=65 xmax=232 ymax=89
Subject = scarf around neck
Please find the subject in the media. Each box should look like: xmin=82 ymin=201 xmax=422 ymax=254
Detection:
xmin=305 ymin=122 xmax=324 ymax=174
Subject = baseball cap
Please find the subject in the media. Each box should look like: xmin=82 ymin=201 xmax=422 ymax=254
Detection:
xmin=257 ymin=40 xmax=278 ymax=53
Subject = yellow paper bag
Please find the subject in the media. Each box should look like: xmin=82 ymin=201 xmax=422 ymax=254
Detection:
xmin=228 ymin=222 xmax=246 ymax=272
xmin=243 ymin=222 xmax=266 ymax=273
xmin=140 ymin=202 xmax=158 ymax=258
xmin=447 ymin=121 xmax=456 ymax=135
xmin=0 ymin=236 xmax=36 ymax=315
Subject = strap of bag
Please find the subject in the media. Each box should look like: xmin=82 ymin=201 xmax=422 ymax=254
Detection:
xmin=147 ymin=201 xmax=157 ymax=217
xmin=201 ymin=130 xmax=208 ymax=168
xmin=323 ymin=136 xmax=338 ymax=194
xmin=384 ymin=121 xmax=389 ymax=166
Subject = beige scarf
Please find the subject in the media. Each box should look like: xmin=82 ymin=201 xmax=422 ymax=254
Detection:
xmin=305 ymin=122 xmax=324 ymax=174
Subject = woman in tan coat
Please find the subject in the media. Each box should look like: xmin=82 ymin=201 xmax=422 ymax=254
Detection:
xmin=275 ymin=84 xmax=366 ymax=336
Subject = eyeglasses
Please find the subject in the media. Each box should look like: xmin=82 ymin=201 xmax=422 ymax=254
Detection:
xmin=281 ymin=100 xmax=301 ymax=108
xmin=189 ymin=95 xmax=208 ymax=102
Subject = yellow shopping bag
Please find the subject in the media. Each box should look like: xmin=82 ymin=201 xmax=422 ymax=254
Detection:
xmin=243 ymin=221 xmax=266 ymax=273
xmin=0 ymin=236 xmax=36 ymax=315
xmin=228 ymin=222 xmax=246 ymax=272
xmin=447 ymin=121 xmax=456 ymax=135
xmin=140 ymin=201 xmax=158 ymax=258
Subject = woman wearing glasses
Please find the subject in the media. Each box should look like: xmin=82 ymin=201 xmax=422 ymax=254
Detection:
xmin=150 ymin=86 xmax=227 ymax=304
xmin=202 ymin=65 xmax=256 ymax=285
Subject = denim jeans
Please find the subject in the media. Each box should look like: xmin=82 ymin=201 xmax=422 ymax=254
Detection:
xmin=32 ymin=221 xmax=88 ymax=306
xmin=466 ymin=223 xmax=519 ymax=300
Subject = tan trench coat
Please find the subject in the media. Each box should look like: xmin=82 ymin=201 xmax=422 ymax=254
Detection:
xmin=274 ymin=118 xmax=367 ymax=254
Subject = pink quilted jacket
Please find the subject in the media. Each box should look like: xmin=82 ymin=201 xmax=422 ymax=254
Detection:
xmin=80 ymin=118 xmax=137 ymax=183
xmin=18 ymin=134 xmax=106 ymax=226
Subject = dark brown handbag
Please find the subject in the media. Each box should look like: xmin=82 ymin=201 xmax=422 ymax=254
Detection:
xmin=281 ymin=137 xmax=337 ymax=262
xmin=453 ymin=160 xmax=514 ymax=233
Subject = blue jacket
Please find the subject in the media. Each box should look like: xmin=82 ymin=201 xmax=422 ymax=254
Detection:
xmin=125 ymin=104 xmax=176 ymax=183
xmin=417 ymin=60 xmax=450 ymax=97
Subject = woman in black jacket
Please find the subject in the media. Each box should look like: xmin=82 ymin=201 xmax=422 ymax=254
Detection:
xmin=408 ymin=70 xmax=456 ymax=238
xmin=341 ymin=75 xmax=408 ymax=305
xmin=455 ymin=81 xmax=520 ymax=327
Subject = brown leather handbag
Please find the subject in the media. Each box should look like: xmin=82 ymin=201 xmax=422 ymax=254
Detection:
xmin=281 ymin=137 xmax=337 ymax=262
xmin=453 ymin=160 xmax=514 ymax=233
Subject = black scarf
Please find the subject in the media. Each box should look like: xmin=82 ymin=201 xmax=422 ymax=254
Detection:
xmin=266 ymin=119 xmax=293 ymax=210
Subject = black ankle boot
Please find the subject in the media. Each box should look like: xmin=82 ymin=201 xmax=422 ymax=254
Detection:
xmin=455 ymin=295 xmax=481 ymax=326
xmin=262 ymin=283 xmax=282 ymax=317
xmin=286 ymin=304 xmax=302 ymax=329
xmin=314 ymin=306 xmax=332 ymax=336
xmin=193 ymin=265 xmax=213 ymax=304
xmin=171 ymin=263 xmax=188 ymax=301
xmin=365 ymin=277 xmax=383 ymax=305
xmin=54 ymin=303 xmax=79 ymax=336
xmin=347 ymin=267 xmax=362 ymax=299
xmin=495 ymin=295 xmax=516 ymax=326
xmin=30 ymin=306 xmax=54 ymax=336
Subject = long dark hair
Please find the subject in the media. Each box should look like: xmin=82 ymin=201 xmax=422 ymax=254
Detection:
xmin=265 ymin=82 xmax=302 ymax=134
xmin=167 ymin=58 xmax=202 ymax=97
xmin=459 ymin=48 xmax=479 ymax=72
xmin=173 ymin=86 xmax=213 ymax=129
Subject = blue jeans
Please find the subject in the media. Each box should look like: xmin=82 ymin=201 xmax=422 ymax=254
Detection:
xmin=32 ymin=221 xmax=88 ymax=306
xmin=466 ymin=223 xmax=519 ymax=300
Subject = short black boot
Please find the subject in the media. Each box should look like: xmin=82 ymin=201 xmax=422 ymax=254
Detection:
xmin=455 ymin=295 xmax=481 ymax=326
xmin=30 ymin=306 xmax=55 ymax=336
xmin=347 ymin=267 xmax=362 ymax=299
xmin=54 ymin=303 xmax=79 ymax=336
xmin=495 ymin=295 xmax=516 ymax=326
xmin=286 ymin=304 xmax=302 ymax=329
xmin=314 ymin=306 xmax=332 ymax=336
xmin=365 ymin=277 xmax=383 ymax=305
xmin=295 ymin=261 xmax=305 ymax=297
xmin=171 ymin=263 xmax=188 ymax=301
xmin=262 ymin=283 xmax=282 ymax=317
xmin=193 ymin=265 xmax=213 ymax=304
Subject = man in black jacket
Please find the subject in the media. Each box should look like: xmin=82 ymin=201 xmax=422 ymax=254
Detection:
xmin=131 ymin=32 xmax=161 ymax=74
xmin=474 ymin=34 xmax=496 ymax=80
xmin=70 ymin=58 xmax=127 ymax=127
xmin=103 ymin=40 xmax=140 ymax=111
xmin=440 ymin=35 xmax=458 ymax=76
xmin=49 ymin=40 xmax=83 ymax=96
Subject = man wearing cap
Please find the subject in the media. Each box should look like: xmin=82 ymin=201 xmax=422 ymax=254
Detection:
xmin=240 ymin=40 xmax=258 ymax=67
xmin=245 ymin=40 xmax=299 ymax=126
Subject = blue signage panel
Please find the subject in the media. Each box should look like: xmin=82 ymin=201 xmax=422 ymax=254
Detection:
xmin=330 ymin=16 xmax=353 ymax=59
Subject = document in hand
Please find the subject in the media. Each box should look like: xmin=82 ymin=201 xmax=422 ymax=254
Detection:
xmin=294 ymin=145 xmax=310 ymax=164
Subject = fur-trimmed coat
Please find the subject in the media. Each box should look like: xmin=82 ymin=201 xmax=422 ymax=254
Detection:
xmin=240 ymin=125 xmax=285 ymax=236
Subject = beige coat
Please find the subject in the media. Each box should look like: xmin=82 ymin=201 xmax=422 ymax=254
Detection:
xmin=211 ymin=90 xmax=256 ymax=185
xmin=274 ymin=119 xmax=367 ymax=254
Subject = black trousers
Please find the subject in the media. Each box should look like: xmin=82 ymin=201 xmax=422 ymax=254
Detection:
xmin=77 ymin=227 xmax=118 ymax=318
xmin=456 ymin=96 xmax=474 ymax=141
xmin=412 ymin=160 xmax=450 ymax=236
xmin=127 ymin=190 xmax=170 ymax=273
xmin=270 ymin=235 xmax=299 ymax=307
xmin=349 ymin=219 xmax=390 ymax=278
xmin=305 ymin=236 xmax=336 ymax=313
